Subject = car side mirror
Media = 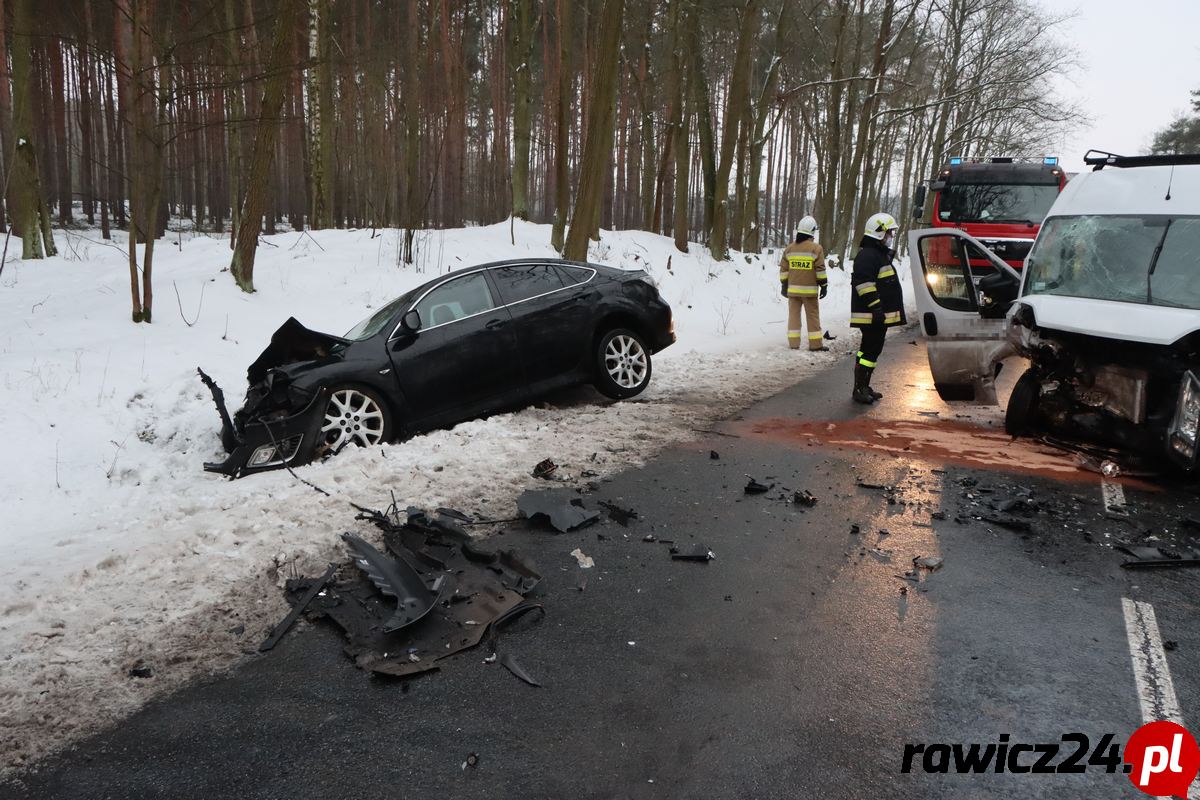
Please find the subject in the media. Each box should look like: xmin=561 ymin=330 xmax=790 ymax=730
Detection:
xmin=400 ymin=309 xmax=422 ymax=333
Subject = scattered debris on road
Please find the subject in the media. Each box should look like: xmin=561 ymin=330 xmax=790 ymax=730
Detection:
xmin=499 ymin=653 xmax=542 ymax=687
xmin=127 ymin=662 xmax=153 ymax=679
xmin=517 ymin=489 xmax=601 ymax=532
xmin=259 ymin=562 xmax=338 ymax=651
xmin=462 ymin=752 xmax=480 ymax=770
xmin=792 ymin=490 xmax=818 ymax=507
xmin=570 ymin=548 xmax=595 ymax=569
xmin=710 ymin=450 xmax=720 ymax=460
xmin=744 ymin=478 xmax=771 ymax=495
xmin=670 ymin=544 xmax=715 ymax=562
xmin=599 ymin=500 xmax=639 ymax=527
xmin=914 ymin=556 xmax=944 ymax=572
xmin=281 ymin=504 xmax=543 ymax=678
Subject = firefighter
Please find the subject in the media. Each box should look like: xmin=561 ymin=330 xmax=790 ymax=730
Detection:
xmin=849 ymin=212 xmax=905 ymax=404
xmin=778 ymin=216 xmax=830 ymax=351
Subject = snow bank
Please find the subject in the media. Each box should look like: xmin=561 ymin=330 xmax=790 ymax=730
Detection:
xmin=0 ymin=220 xmax=908 ymax=770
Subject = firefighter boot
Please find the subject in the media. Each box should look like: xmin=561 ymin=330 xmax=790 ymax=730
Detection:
xmin=852 ymin=364 xmax=876 ymax=405
xmin=864 ymin=366 xmax=883 ymax=400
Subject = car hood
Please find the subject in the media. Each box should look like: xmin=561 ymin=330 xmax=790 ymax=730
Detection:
xmin=246 ymin=317 xmax=349 ymax=384
xmin=1018 ymin=295 xmax=1200 ymax=346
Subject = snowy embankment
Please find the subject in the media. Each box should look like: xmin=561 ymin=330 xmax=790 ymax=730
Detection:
xmin=0 ymin=220 xmax=907 ymax=770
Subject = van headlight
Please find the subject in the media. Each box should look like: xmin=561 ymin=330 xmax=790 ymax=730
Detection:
xmin=1168 ymin=371 xmax=1200 ymax=462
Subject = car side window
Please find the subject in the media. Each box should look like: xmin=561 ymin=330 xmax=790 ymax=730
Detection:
xmin=555 ymin=265 xmax=592 ymax=286
xmin=490 ymin=265 xmax=567 ymax=305
xmin=415 ymin=272 xmax=496 ymax=328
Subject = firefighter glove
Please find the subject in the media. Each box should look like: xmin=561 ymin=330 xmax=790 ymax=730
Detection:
xmin=819 ymin=285 xmax=828 ymax=300
xmin=781 ymin=282 xmax=789 ymax=298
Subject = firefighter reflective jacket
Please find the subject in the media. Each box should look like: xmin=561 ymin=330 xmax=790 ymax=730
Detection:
xmin=778 ymin=238 xmax=828 ymax=297
xmin=849 ymin=235 xmax=906 ymax=329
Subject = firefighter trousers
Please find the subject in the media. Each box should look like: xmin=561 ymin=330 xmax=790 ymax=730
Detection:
xmin=857 ymin=322 xmax=887 ymax=367
xmin=787 ymin=297 xmax=823 ymax=350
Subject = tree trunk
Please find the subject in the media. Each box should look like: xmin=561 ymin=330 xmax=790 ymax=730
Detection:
xmin=9 ymin=0 xmax=56 ymax=258
xmin=231 ymin=0 xmax=304 ymax=292
xmin=562 ymin=0 xmax=624 ymax=261
xmin=549 ymin=0 xmax=571 ymax=251
xmin=510 ymin=0 xmax=535 ymax=220
xmin=708 ymin=0 xmax=759 ymax=261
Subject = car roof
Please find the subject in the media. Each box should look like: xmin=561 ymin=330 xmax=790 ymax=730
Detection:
xmin=1047 ymin=163 xmax=1200 ymax=218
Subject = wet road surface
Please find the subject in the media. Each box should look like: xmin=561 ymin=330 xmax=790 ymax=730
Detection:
xmin=5 ymin=333 xmax=1199 ymax=799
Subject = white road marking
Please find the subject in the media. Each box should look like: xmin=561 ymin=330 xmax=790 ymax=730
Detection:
xmin=1121 ymin=598 xmax=1199 ymax=800
xmin=1103 ymin=479 xmax=1128 ymax=516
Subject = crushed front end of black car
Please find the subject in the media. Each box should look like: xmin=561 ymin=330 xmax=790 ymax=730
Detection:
xmin=199 ymin=318 xmax=346 ymax=478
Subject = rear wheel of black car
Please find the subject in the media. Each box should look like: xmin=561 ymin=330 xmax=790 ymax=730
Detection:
xmin=318 ymin=385 xmax=393 ymax=456
xmin=594 ymin=328 xmax=652 ymax=399
xmin=1005 ymin=369 xmax=1040 ymax=437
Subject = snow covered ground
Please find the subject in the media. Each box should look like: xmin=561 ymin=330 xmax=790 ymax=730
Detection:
xmin=0 ymin=220 xmax=909 ymax=770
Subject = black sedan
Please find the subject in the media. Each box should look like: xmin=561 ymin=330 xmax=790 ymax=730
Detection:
xmin=200 ymin=259 xmax=675 ymax=476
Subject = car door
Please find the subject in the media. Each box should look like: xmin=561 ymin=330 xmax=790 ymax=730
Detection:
xmin=488 ymin=263 xmax=594 ymax=390
xmin=387 ymin=270 xmax=524 ymax=426
xmin=907 ymin=228 xmax=1023 ymax=404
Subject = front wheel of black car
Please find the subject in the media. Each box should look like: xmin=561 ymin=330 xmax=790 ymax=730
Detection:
xmin=594 ymin=328 xmax=653 ymax=399
xmin=318 ymin=385 xmax=393 ymax=456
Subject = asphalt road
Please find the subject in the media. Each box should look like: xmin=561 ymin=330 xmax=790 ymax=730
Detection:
xmin=6 ymin=331 xmax=1200 ymax=799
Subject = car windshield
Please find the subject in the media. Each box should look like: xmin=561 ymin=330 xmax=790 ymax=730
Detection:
xmin=343 ymin=290 xmax=417 ymax=340
xmin=937 ymin=183 xmax=1059 ymax=225
xmin=1024 ymin=215 xmax=1200 ymax=310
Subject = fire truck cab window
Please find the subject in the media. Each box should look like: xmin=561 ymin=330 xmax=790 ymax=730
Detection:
xmin=937 ymin=183 xmax=1060 ymax=225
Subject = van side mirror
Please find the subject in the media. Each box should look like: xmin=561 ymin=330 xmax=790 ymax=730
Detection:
xmin=401 ymin=309 xmax=422 ymax=333
xmin=912 ymin=185 xmax=927 ymax=220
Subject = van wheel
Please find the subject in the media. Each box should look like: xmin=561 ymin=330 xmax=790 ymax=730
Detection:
xmin=1005 ymin=370 xmax=1040 ymax=437
xmin=594 ymin=328 xmax=652 ymax=399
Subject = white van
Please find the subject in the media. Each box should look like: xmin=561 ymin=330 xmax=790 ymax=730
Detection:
xmin=907 ymin=151 xmax=1200 ymax=470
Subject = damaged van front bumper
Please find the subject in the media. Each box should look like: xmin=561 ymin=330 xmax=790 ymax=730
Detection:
xmin=198 ymin=368 xmax=328 ymax=478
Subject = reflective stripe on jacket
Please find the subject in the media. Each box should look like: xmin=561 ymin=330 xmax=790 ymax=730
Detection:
xmin=849 ymin=235 xmax=906 ymax=329
xmin=779 ymin=238 xmax=828 ymax=297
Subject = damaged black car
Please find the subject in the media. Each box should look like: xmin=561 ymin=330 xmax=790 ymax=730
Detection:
xmin=202 ymin=259 xmax=675 ymax=477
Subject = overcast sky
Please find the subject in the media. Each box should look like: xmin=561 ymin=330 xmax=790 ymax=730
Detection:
xmin=1039 ymin=0 xmax=1199 ymax=172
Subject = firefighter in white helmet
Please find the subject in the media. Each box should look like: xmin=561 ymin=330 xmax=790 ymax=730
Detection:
xmin=778 ymin=215 xmax=831 ymax=351
xmin=849 ymin=212 xmax=905 ymax=404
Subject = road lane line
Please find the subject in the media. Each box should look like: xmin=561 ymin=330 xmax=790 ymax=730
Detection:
xmin=1121 ymin=598 xmax=1200 ymax=800
xmin=1123 ymin=598 xmax=1183 ymax=725
xmin=1103 ymin=479 xmax=1128 ymax=516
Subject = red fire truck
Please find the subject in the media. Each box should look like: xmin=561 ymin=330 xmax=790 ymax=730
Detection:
xmin=913 ymin=156 xmax=1068 ymax=275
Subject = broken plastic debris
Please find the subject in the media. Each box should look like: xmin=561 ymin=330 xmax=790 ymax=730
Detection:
xmin=792 ymin=490 xmax=818 ymax=507
xmin=1101 ymin=460 xmax=1120 ymax=478
xmin=517 ymin=489 xmax=601 ymax=532
xmin=670 ymin=544 xmax=715 ymax=562
xmin=744 ymin=478 xmax=771 ymax=495
xmin=599 ymin=500 xmax=639 ymax=527
xmin=128 ymin=662 xmax=153 ymax=679
xmin=710 ymin=450 xmax=720 ymax=460
xmin=570 ymin=548 xmax=595 ymax=569
xmin=532 ymin=458 xmax=558 ymax=479
xmin=914 ymin=556 xmax=944 ymax=572
xmin=500 ymin=653 xmax=542 ymax=687
xmin=462 ymin=752 xmax=480 ymax=770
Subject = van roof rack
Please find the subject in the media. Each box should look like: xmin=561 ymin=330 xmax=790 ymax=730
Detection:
xmin=1084 ymin=150 xmax=1200 ymax=171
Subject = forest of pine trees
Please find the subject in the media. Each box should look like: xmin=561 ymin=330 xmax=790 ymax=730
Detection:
xmin=1 ymin=0 xmax=1082 ymax=313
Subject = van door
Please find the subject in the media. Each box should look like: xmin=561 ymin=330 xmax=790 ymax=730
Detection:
xmin=907 ymin=228 xmax=1023 ymax=404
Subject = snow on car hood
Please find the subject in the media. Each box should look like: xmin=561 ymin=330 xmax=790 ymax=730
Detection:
xmin=245 ymin=317 xmax=348 ymax=384
xmin=1018 ymin=295 xmax=1200 ymax=346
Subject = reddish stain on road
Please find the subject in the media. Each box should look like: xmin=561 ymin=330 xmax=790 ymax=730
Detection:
xmin=737 ymin=416 xmax=1143 ymax=486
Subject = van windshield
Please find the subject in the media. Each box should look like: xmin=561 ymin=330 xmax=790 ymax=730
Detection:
xmin=936 ymin=183 xmax=1059 ymax=225
xmin=1024 ymin=215 xmax=1200 ymax=310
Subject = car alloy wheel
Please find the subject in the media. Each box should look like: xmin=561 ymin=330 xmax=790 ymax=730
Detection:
xmin=605 ymin=333 xmax=648 ymax=390
xmin=320 ymin=387 xmax=388 ymax=454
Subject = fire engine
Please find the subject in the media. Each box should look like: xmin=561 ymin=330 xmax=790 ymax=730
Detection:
xmin=912 ymin=156 xmax=1068 ymax=276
